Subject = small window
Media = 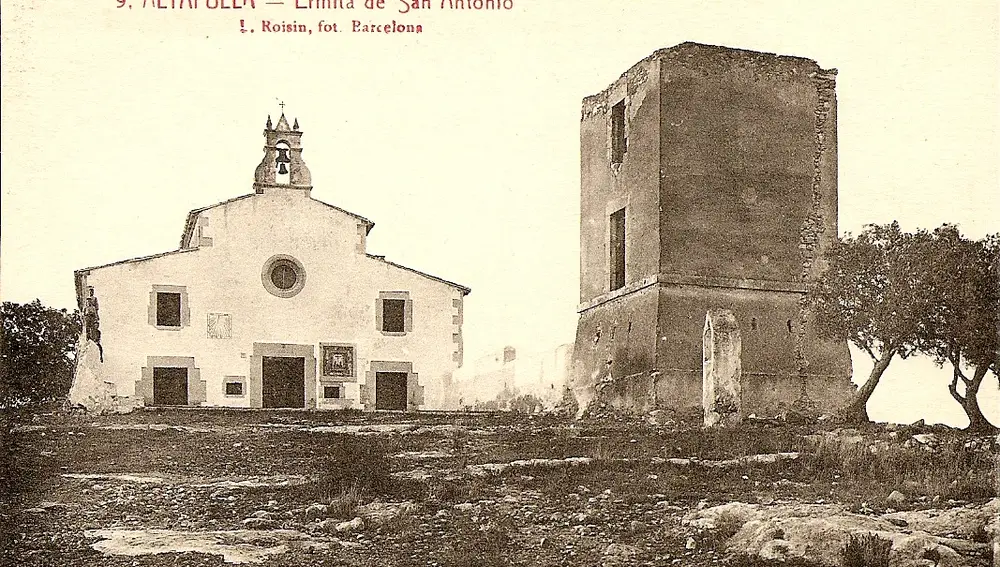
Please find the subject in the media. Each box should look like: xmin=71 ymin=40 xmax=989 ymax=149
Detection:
xmin=270 ymin=260 xmax=299 ymax=290
xmin=156 ymin=293 xmax=182 ymax=327
xmin=609 ymin=208 xmax=626 ymax=291
xmin=376 ymin=293 xmax=412 ymax=335
xmin=382 ymin=299 xmax=406 ymax=333
xmin=261 ymin=255 xmax=306 ymax=298
xmin=225 ymin=382 xmax=244 ymax=396
xmin=611 ymin=99 xmax=627 ymax=165
xmin=323 ymin=385 xmax=343 ymax=399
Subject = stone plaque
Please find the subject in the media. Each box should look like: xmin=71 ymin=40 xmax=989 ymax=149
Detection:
xmin=207 ymin=313 xmax=232 ymax=339
xmin=322 ymin=345 xmax=355 ymax=378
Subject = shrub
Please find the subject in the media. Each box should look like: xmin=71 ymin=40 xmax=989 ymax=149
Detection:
xmin=325 ymin=482 xmax=362 ymax=519
xmin=1 ymin=300 xmax=81 ymax=408
xmin=842 ymin=532 xmax=892 ymax=567
xmin=292 ymin=437 xmax=421 ymax=504
xmin=803 ymin=434 xmax=994 ymax=501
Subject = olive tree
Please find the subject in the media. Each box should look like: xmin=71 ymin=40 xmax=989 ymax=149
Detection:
xmin=808 ymin=222 xmax=933 ymax=424
xmin=912 ymin=226 xmax=998 ymax=433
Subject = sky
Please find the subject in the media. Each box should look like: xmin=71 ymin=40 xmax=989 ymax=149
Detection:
xmin=2 ymin=0 xmax=998 ymax=426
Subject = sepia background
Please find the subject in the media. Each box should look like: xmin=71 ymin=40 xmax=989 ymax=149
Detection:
xmin=2 ymin=0 xmax=997 ymax=425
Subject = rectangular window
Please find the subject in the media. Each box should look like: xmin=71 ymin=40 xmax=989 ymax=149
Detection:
xmin=611 ymin=99 xmax=626 ymax=165
xmin=323 ymin=385 xmax=343 ymax=399
xmin=321 ymin=345 xmax=355 ymax=378
xmin=382 ymin=299 xmax=406 ymax=333
xmin=156 ymin=292 xmax=182 ymax=327
xmin=610 ymin=208 xmax=626 ymax=291
xmin=225 ymin=382 xmax=244 ymax=396
xmin=376 ymin=292 xmax=412 ymax=335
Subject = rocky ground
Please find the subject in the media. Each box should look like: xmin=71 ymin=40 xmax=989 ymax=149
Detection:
xmin=1 ymin=409 xmax=996 ymax=566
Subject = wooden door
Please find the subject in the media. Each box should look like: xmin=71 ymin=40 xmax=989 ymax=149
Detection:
xmin=262 ymin=356 xmax=306 ymax=408
xmin=375 ymin=371 xmax=408 ymax=411
xmin=152 ymin=367 xmax=188 ymax=406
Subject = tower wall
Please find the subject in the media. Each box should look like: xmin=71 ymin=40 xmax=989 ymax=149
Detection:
xmin=657 ymin=47 xmax=820 ymax=280
xmin=578 ymin=56 xmax=663 ymax=304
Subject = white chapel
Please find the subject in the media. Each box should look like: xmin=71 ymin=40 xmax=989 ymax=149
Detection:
xmin=70 ymin=113 xmax=469 ymax=412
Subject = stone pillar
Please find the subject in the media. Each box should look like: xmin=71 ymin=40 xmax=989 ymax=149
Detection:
xmin=703 ymin=309 xmax=742 ymax=427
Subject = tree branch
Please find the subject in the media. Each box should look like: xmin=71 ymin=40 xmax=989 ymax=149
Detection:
xmin=948 ymin=367 xmax=965 ymax=404
xmin=859 ymin=343 xmax=877 ymax=361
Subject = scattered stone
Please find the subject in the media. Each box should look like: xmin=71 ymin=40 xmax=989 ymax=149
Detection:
xmin=358 ymin=501 xmax=418 ymax=526
xmin=683 ymin=500 xmax=994 ymax=567
xmin=886 ymin=490 xmax=906 ymax=505
xmin=302 ymin=503 xmax=328 ymax=521
xmin=313 ymin=518 xmax=338 ymax=533
xmin=647 ymin=410 xmax=674 ymax=426
xmin=603 ymin=543 xmax=639 ymax=564
xmin=335 ymin=517 xmax=364 ymax=533
xmin=241 ymin=517 xmax=278 ymax=529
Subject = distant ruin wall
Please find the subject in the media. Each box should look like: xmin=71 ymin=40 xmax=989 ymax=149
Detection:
xmin=445 ymin=344 xmax=573 ymax=412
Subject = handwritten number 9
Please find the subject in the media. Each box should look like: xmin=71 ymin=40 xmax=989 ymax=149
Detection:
xmin=116 ymin=0 xmax=126 ymax=7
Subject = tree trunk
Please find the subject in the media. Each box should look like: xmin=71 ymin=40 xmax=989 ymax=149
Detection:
xmin=954 ymin=365 xmax=998 ymax=434
xmin=841 ymin=351 xmax=895 ymax=425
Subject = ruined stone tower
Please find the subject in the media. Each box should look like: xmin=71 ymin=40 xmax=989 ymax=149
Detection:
xmin=571 ymin=42 xmax=854 ymax=418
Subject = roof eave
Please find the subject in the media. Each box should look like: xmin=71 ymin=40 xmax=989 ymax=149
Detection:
xmin=367 ymin=254 xmax=470 ymax=296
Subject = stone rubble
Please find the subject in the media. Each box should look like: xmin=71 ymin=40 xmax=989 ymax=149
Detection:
xmin=683 ymin=498 xmax=997 ymax=567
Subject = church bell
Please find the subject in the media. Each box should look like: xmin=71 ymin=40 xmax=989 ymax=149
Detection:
xmin=276 ymin=148 xmax=291 ymax=175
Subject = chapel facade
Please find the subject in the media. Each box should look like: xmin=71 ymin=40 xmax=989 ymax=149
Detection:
xmin=571 ymin=42 xmax=855 ymax=417
xmin=71 ymin=113 xmax=469 ymax=412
